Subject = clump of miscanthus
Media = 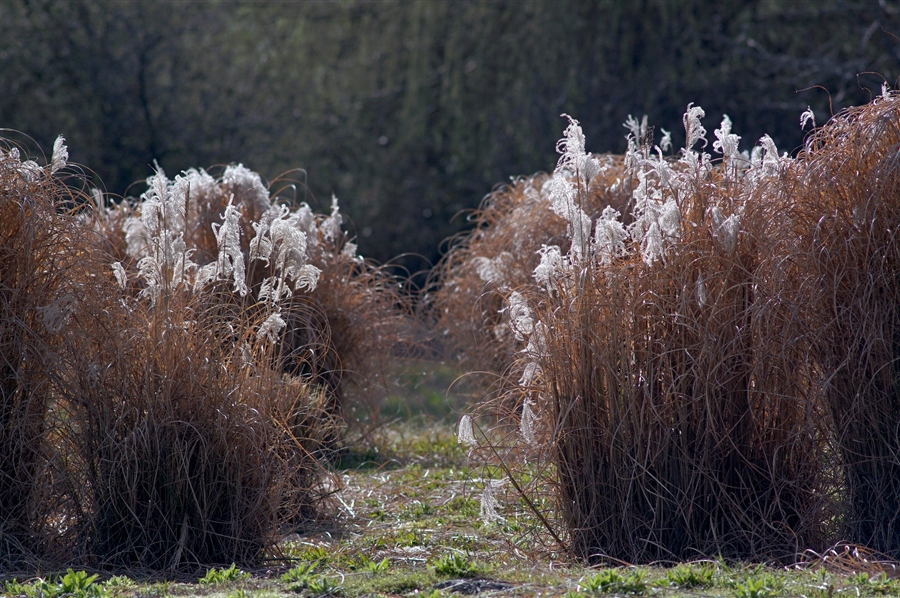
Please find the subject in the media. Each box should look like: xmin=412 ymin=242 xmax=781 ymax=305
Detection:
xmin=453 ymin=105 xmax=831 ymax=563
xmin=1 ymin=137 xmax=342 ymax=572
xmin=91 ymin=164 xmax=410 ymax=427
xmin=0 ymin=136 xmax=87 ymax=565
xmin=787 ymin=85 xmax=900 ymax=557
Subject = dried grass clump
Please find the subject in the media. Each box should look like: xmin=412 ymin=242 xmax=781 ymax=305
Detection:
xmin=92 ymin=166 xmax=410 ymax=426
xmin=431 ymin=155 xmax=632 ymax=383
xmin=546 ymin=177 xmax=824 ymax=563
xmin=0 ymin=137 xmax=87 ymax=564
xmin=2 ymin=137 xmax=339 ymax=572
xmin=55 ymin=287 xmax=334 ymax=571
xmin=790 ymin=88 xmax=900 ymax=556
xmin=454 ymin=112 xmax=827 ymax=563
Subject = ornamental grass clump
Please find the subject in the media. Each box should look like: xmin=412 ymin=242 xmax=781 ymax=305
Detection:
xmin=0 ymin=136 xmax=84 ymax=564
xmin=790 ymin=87 xmax=900 ymax=556
xmin=92 ymin=165 xmax=410 ymax=426
xmin=56 ymin=284 xmax=334 ymax=571
xmin=57 ymin=163 xmax=342 ymax=570
xmin=454 ymin=110 xmax=827 ymax=563
xmin=1 ymin=137 xmax=340 ymax=571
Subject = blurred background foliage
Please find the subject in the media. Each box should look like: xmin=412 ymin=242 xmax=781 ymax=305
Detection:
xmin=1 ymin=0 xmax=897 ymax=275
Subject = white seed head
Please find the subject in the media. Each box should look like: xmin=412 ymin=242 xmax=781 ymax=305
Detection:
xmin=520 ymin=399 xmax=537 ymax=447
xmin=321 ymin=195 xmax=343 ymax=242
xmin=556 ymin=114 xmax=587 ymax=173
xmin=340 ymin=241 xmax=359 ymax=260
xmin=50 ymin=135 xmax=68 ymax=174
xmin=710 ymin=207 xmax=741 ymax=255
xmin=457 ymin=414 xmax=477 ymax=447
xmin=293 ymin=264 xmax=321 ymax=292
xmin=712 ymin=115 xmax=741 ymax=161
xmin=123 ymin=217 xmax=151 ymax=259
xmin=800 ymin=106 xmax=816 ymax=130
xmin=755 ymin=135 xmax=784 ymax=177
xmin=479 ymin=478 xmax=506 ymax=525
xmin=506 ymin=291 xmax=533 ymax=341
xmin=659 ymin=128 xmax=673 ymax=153
xmin=641 ymin=222 xmax=665 ymax=266
xmin=524 ymin=321 xmax=549 ymax=359
xmin=658 ymin=198 xmax=681 ymax=239
xmin=193 ymin=262 xmax=218 ymax=293
xmin=257 ymin=311 xmax=286 ymax=344
xmin=473 ymin=253 xmax=510 ymax=286
xmin=592 ymin=206 xmax=628 ymax=265
xmin=111 ymin=262 xmax=128 ymax=290
xmin=223 ymin=163 xmax=271 ymax=215
xmin=214 ymin=200 xmax=247 ymax=296
xmin=519 ymin=361 xmax=541 ymax=387
xmin=533 ymin=244 xmax=566 ymax=290
xmin=568 ymin=207 xmax=593 ymax=263
xmin=624 ymin=114 xmax=649 ymax=144
xmin=136 ymin=255 xmax=162 ymax=304
xmin=683 ymin=103 xmax=707 ymax=150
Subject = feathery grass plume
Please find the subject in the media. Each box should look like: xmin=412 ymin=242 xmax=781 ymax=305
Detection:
xmin=460 ymin=108 xmax=828 ymax=563
xmin=479 ymin=478 xmax=505 ymax=526
xmin=49 ymin=135 xmax=68 ymax=174
xmin=712 ymin=115 xmax=742 ymax=180
xmin=457 ymin=414 xmax=477 ymax=447
xmin=683 ymin=103 xmax=707 ymax=150
xmin=0 ymin=136 xmax=88 ymax=564
xmin=214 ymin=199 xmax=248 ymax=296
xmin=790 ymin=88 xmax=900 ymax=556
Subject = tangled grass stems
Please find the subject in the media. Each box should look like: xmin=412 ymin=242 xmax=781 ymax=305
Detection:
xmin=53 ymin=283 xmax=336 ymax=571
xmin=790 ymin=90 xmax=900 ymax=556
xmin=0 ymin=137 xmax=91 ymax=565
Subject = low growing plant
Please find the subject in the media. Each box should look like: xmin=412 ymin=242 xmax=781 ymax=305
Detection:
xmin=199 ymin=563 xmax=251 ymax=585
xmin=578 ymin=569 xmax=648 ymax=595
xmin=732 ymin=573 xmax=784 ymax=598
xmin=663 ymin=563 xmax=715 ymax=589
xmin=431 ymin=552 xmax=482 ymax=578
xmin=362 ymin=556 xmax=390 ymax=575
xmin=847 ymin=572 xmax=900 ymax=595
